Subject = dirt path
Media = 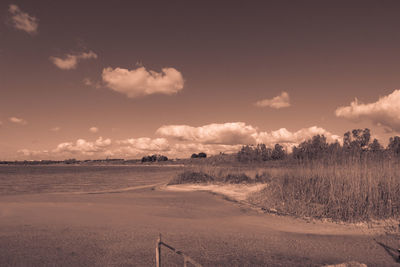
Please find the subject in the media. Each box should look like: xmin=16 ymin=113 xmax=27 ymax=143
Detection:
xmin=0 ymin=188 xmax=399 ymax=266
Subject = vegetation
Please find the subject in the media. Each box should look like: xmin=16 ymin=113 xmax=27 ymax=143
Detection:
xmin=141 ymin=154 xmax=168 ymax=163
xmin=191 ymin=152 xmax=207 ymax=159
xmin=171 ymin=128 xmax=400 ymax=222
xmin=168 ymin=171 xmax=214 ymax=185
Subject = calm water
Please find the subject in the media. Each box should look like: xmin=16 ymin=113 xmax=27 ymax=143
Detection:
xmin=0 ymin=165 xmax=182 ymax=195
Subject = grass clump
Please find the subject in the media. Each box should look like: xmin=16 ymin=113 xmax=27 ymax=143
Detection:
xmin=168 ymin=171 xmax=214 ymax=185
xmin=224 ymin=173 xmax=253 ymax=184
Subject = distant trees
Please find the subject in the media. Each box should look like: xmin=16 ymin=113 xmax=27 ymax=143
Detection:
xmin=271 ymin=144 xmax=285 ymax=160
xmin=388 ymin=136 xmax=400 ymax=156
xmin=191 ymin=152 xmax=207 ymax=159
xmin=237 ymin=143 xmax=284 ymax=162
xmin=343 ymin=128 xmax=371 ymax=151
xmin=141 ymin=154 xmax=168 ymax=163
xmin=236 ymin=128 xmax=400 ymax=163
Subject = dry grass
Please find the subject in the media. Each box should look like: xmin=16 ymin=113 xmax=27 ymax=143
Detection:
xmin=174 ymin=157 xmax=400 ymax=222
xmin=248 ymin=158 xmax=400 ymax=222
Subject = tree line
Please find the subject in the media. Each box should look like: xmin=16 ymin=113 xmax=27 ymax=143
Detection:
xmin=237 ymin=128 xmax=400 ymax=163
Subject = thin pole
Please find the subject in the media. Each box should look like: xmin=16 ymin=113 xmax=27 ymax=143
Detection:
xmin=156 ymin=234 xmax=161 ymax=267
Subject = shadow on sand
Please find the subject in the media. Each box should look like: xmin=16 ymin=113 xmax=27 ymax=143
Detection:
xmin=374 ymin=239 xmax=400 ymax=263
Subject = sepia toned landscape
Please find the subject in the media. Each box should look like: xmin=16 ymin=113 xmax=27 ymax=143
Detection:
xmin=2 ymin=1 xmax=400 ymax=266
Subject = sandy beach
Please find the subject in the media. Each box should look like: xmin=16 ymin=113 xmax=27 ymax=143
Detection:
xmin=1 ymin=185 xmax=399 ymax=266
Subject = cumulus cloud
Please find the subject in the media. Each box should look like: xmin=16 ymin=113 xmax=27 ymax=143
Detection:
xmin=89 ymin=127 xmax=99 ymax=133
xmin=157 ymin=122 xmax=339 ymax=149
xmin=156 ymin=122 xmax=258 ymax=145
xmin=117 ymin=137 xmax=170 ymax=152
xmin=50 ymin=51 xmax=97 ymax=70
xmin=255 ymin=91 xmax=290 ymax=109
xmin=170 ymin=143 xmax=242 ymax=156
xmin=17 ymin=123 xmax=340 ymax=159
xmin=256 ymin=126 xmax=340 ymax=147
xmin=18 ymin=149 xmax=49 ymax=157
xmin=335 ymin=90 xmax=400 ymax=132
xmin=8 ymin=4 xmax=38 ymax=35
xmin=9 ymin=117 xmax=27 ymax=125
xmin=54 ymin=137 xmax=111 ymax=155
xmin=102 ymin=66 xmax=184 ymax=98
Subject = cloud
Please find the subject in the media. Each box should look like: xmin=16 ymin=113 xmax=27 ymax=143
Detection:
xmin=156 ymin=122 xmax=258 ymax=145
xmin=157 ymin=122 xmax=339 ymax=148
xmin=21 ymin=137 xmax=170 ymax=159
xmin=89 ymin=127 xmax=99 ymax=133
xmin=18 ymin=149 xmax=49 ymax=157
xmin=50 ymin=51 xmax=98 ymax=70
xmin=8 ymin=4 xmax=38 ymax=35
xmin=50 ymin=127 xmax=60 ymax=132
xmin=117 ymin=137 xmax=170 ymax=152
xmin=9 ymin=117 xmax=27 ymax=125
xmin=335 ymin=89 xmax=400 ymax=132
xmin=102 ymin=66 xmax=184 ymax=98
xmin=83 ymin=78 xmax=102 ymax=88
xmin=17 ymin=123 xmax=339 ymax=159
xmin=54 ymin=137 xmax=111 ymax=155
xmin=256 ymin=126 xmax=340 ymax=147
xmin=170 ymin=143 xmax=242 ymax=156
xmin=255 ymin=91 xmax=290 ymax=109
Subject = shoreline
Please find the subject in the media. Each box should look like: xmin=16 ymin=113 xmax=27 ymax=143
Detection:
xmin=1 ymin=185 xmax=399 ymax=266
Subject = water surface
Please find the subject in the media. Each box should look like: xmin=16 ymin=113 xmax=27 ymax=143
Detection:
xmin=0 ymin=165 xmax=181 ymax=195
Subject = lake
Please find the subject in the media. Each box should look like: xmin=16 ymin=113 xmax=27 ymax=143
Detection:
xmin=0 ymin=165 xmax=182 ymax=195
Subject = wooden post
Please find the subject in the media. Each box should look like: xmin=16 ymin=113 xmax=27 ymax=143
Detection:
xmin=156 ymin=234 xmax=161 ymax=267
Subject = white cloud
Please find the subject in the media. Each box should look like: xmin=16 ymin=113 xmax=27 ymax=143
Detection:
xmin=18 ymin=149 xmax=49 ymax=157
xmin=256 ymin=126 xmax=340 ymax=147
xmin=50 ymin=51 xmax=97 ymax=70
xmin=156 ymin=122 xmax=258 ymax=145
xmin=102 ymin=66 xmax=184 ymax=98
xmin=117 ymin=137 xmax=170 ymax=151
xmin=157 ymin=122 xmax=339 ymax=149
xmin=170 ymin=143 xmax=242 ymax=157
xmin=89 ymin=127 xmax=99 ymax=133
xmin=8 ymin=4 xmax=38 ymax=35
xmin=54 ymin=137 xmax=111 ymax=155
xmin=335 ymin=90 xmax=400 ymax=132
xmin=50 ymin=127 xmax=60 ymax=132
xmin=255 ymin=91 xmax=290 ymax=109
xmin=17 ymin=123 xmax=339 ymax=159
xmin=9 ymin=117 xmax=27 ymax=125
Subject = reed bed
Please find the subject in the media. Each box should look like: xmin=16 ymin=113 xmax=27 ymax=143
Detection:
xmin=172 ymin=156 xmax=400 ymax=222
xmin=249 ymin=158 xmax=400 ymax=222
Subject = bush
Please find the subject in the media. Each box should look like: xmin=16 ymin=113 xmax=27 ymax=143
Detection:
xmin=198 ymin=152 xmax=207 ymax=158
xmin=168 ymin=171 xmax=214 ymax=185
xmin=141 ymin=154 xmax=168 ymax=163
xmin=191 ymin=152 xmax=207 ymax=159
xmin=255 ymin=172 xmax=272 ymax=183
xmin=224 ymin=173 xmax=253 ymax=184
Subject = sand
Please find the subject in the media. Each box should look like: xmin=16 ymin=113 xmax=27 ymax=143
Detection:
xmin=0 ymin=186 xmax=399 ymax=266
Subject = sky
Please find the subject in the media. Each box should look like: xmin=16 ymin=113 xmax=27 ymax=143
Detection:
xmin=1 ymin=0 xmax=400 ymax=160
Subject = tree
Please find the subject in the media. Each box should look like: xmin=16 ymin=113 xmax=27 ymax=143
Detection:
xmin=271 ymin=144 xmax=285 ymax=160
xmin=198 ymin=152 xmax=207 ymax=158
xmin=343 ymin=128 xmax=371 ymax=153
xmin=191 ymin=153 xmax=198 ymax=158
xmin=142 ymin=154 xmax=168 ymax=162
xmin=388 ymin=136 xmax=400 ymax=156
xmin=368 ymin=138 xmax=383 ymax=153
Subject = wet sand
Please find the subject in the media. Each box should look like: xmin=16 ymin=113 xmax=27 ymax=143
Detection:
xmin=0 ymin=187 xmax=399 ymax=266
